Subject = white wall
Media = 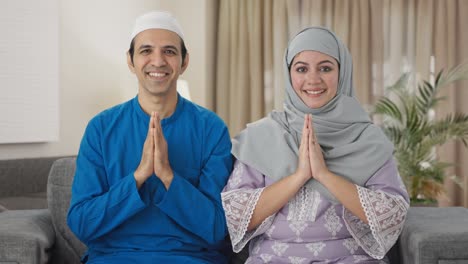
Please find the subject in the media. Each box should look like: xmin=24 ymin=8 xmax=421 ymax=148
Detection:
xmin=0 ymin=0 xmax=215 ymax=159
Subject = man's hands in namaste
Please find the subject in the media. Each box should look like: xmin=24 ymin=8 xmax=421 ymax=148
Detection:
xmin=134 ymin=112 xmax=173 ymax=189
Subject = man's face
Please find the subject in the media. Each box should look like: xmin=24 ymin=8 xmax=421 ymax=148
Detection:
xmin=127 ymin=29 xmax=188 ymax=98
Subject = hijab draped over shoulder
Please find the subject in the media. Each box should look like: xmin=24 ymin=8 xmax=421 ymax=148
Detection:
xmin=232 ymin=27 xmax=394 ymax=202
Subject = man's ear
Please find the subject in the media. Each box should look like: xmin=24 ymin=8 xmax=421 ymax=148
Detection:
xmin=180 ymin=52 xmax=189 ymax=74
xmin=127 ymin=52 xmax=135 ymax=73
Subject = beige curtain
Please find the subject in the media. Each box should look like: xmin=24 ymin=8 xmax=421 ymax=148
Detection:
xmin=432 ymin=0 xmax=468 ymax=207
xmin=295 ymin=0 xmax=384 ymax=107
xmin=214 ymin=0 xmax=468 ymax=206
xmin=384 ymin=0 xmax=468 ymax=207
xmin=215 ymin=0 xmax=294 ymax=135
xmin=215 ymin=0 xmax=383 ymax=135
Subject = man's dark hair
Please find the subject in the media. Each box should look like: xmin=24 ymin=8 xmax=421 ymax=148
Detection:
xmin=128 ymin=37 xmax=188 ymax=65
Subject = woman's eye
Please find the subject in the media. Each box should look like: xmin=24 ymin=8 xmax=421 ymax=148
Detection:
xmin=320 ymin=66 xmax=332 ymax=72
xmin=296 ymin=67 xmax=307 ymax=73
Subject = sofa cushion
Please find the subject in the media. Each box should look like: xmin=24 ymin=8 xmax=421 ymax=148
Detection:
xmin=0 ymin=192 xmax=47 ymax=210
xmin=47 ymin=157 xmax=87 ymax=263
xmin=400 ymin=207 xmax=468 ymax=264
xmin=0 ymin=209 xmax=54 ymax=264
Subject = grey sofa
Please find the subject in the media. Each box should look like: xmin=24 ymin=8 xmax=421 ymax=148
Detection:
xmin=0 ymin=157 xmax=85 ymax=264
xmin=1 ymin=157 xmax=468 ymax=264
xmin=0 ymin=157 xmax=65 ymax=210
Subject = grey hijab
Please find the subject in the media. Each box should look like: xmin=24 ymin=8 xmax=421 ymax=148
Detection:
xmin=232 ymin=27 xmax=394 ymax=202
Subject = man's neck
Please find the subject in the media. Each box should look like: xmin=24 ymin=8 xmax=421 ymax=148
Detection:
xmin=138 ymin=90 xmax=178 ymax=119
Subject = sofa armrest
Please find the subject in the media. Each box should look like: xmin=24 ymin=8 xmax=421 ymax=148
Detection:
xmin=0 ymin=209 xmax=55 ymax=264
xmin=399 ymin=207 xmax=468 ymax=264
xmin=47 ymin=157 xmax=86 ymax=263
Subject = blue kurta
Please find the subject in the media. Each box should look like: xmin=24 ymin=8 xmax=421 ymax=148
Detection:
xmin=67 ymin=95 xmax=233 ymax=264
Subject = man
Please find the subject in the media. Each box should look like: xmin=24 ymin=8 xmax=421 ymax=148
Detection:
xmin=67 ymin=11 xmax=233 ymax=263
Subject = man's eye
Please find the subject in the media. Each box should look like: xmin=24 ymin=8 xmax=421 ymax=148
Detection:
xmin=140 ymin=49 xmax=150 ymax=54
xmin=164 ymin=50 xmax=176 ymax=55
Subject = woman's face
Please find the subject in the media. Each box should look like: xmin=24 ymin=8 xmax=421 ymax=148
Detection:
xmin=290 ymin=50 xmax=339 ymax=109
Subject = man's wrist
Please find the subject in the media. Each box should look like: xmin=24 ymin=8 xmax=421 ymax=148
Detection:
xmin=157 ymin=167 xmax=174 ymax=189
xmin=134 ymin=170 xmax=148 ymax=189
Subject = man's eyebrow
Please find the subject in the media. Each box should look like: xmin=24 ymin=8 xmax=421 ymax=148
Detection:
xmin=162 ymin=45 xmax=179 ymax=51
xmin=137 ymin=44 xmax=153 ymax=50
xmin=137 ymin=44 xmax=179 ymax=52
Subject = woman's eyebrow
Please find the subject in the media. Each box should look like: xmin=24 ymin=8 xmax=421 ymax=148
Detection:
xmin=292 ymin=61 xmax=308 ymax=66
xmin=318 ymin=60 xmax=336 ymax=65
xmin=293 ymin=60 xmax=336 ymax=66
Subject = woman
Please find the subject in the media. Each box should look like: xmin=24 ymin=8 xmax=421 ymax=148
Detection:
xmin=222 ymin=27 xmax=409 ymax=263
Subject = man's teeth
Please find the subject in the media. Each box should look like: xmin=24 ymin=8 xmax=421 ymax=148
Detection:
xmin=148 ymin=72 xmax=166 ymax=77
xmin=305 ymin=90 xmax=325 ymax=95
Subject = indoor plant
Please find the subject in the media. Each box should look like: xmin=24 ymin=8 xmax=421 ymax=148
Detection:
xmin=372 ymin=64 xmax=468 ymax=204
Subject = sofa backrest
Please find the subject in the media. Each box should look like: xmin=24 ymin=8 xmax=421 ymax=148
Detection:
xmin=0 ymin=156 xmax=64 ymax=197
xmin=47 ymin=157 xmax=87 ymax=263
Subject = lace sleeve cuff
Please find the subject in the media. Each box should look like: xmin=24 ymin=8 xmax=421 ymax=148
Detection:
xmin=343 ymin=185 xmax=409 ymax=259
xmin=221 ymin=188 xmax=275 ymax=252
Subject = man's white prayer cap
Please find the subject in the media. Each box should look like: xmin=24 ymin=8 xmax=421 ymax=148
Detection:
xmin=130 ymin=11 xmax=185 ymax=42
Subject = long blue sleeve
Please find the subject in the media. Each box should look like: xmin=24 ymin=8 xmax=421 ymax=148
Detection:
xmin=67 ymin=119 xmax=149 ymax=244
xmin=67 ymin=96 xmax=232 ymax=262
xmin=156 ymin=121 xmax=232 ymax=244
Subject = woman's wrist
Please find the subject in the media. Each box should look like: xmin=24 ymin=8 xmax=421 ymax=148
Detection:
xmin=313 ymin=169 xmax=331 ymax=183
xmin=292 ymin=171 xmax=311 ymax=185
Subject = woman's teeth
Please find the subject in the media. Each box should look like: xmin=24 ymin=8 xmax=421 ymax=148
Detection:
xmin=305 ymin=90 xmax=325 ymax=95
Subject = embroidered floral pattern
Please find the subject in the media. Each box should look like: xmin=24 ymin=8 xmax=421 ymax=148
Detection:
xmin=353 ymin=255 xmax=369 ymax=263
xmin=343 ymin=185 xmax=409 ymax=259
xmin=228 ymin=162 xmax=244 ymax=188
xmin=289 ymin=256 xmax=307 ymax=264
xmin=260 ymin=254 xmax=273 ymax=263
xmin=271 ymin=241 xmax=289 ymax=256
xmin=306 ymin=242 xmax=326 ymax=256
xmin=221 ymin=187 xmax=270 ymax=252
xmin=324 ymin=206 xmax=343 ymax=237
xmin=288 ymin=220 xmax=308 ymax=242
xmin=343 ymin=238 xmax=359 ymax=254
xmin=222 ymin=159 xmax=408 ymax=262
xmin=287 ymin=186 xmax=321 ymax=222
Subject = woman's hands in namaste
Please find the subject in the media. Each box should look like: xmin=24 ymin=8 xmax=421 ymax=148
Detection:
xmin=296 ymin=114 xmax=328 ymax=182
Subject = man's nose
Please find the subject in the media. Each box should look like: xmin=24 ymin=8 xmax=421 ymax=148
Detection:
xmin=150 ymin=51 xmax=167 ymax=67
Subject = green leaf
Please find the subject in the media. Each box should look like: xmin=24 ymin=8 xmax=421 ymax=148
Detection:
xmin=375 ymin=62 xmax=468 ymax=201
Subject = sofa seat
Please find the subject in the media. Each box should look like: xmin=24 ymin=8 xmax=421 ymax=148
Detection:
xmin=0 ymin=209 xmax=54 ymax=264
xmin=400 ymin=207 xmax=468 ymax=263
xmin=0 ymin=192 xmax=47 ymax=210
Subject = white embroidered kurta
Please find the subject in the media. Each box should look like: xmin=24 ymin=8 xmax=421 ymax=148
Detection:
xmin=222 ymin=158 xmax=409 ymax=263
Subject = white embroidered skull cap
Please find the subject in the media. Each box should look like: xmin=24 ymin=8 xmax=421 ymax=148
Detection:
xmin=130 ymin=11 xmax=185 ymax=41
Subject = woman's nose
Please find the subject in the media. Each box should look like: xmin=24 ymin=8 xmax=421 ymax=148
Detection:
xmin=306 ymin=70 xmax=322 ymax=84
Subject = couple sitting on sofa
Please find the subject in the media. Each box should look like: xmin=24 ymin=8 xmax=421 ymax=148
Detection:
xmin=68 ymin=10 xmax=409 ymax=264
